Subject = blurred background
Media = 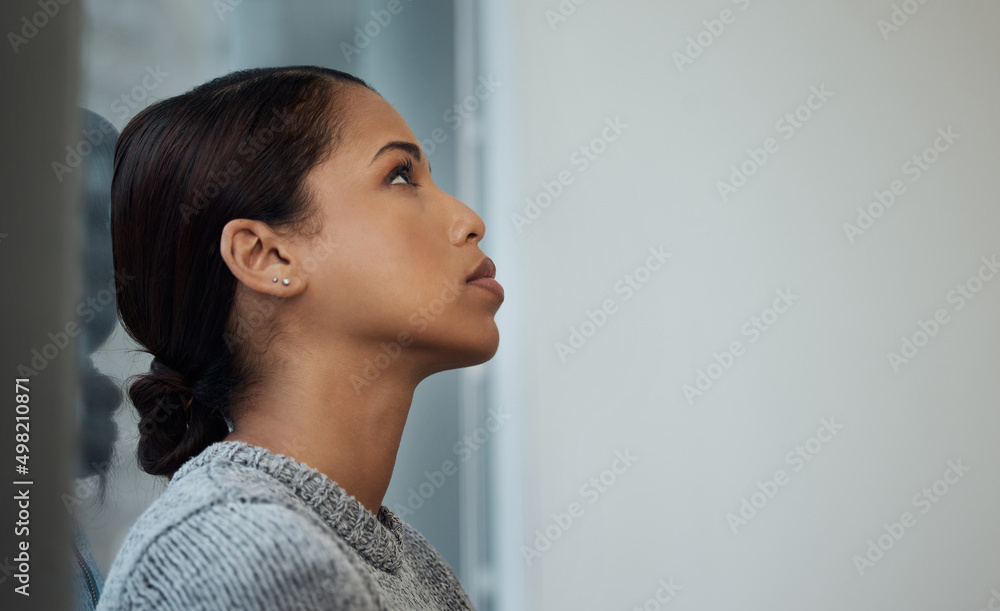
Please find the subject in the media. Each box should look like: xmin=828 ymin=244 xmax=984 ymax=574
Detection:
xmin=2 ymin=0 xmax=999 ymax=609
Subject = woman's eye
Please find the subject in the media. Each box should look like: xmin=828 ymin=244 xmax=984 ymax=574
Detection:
xmin=387 ymin=160 xmax=418 ymax=187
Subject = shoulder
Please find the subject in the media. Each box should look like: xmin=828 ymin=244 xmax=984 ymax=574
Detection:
xmin=101 ymin=456 xmax=305 ymax=576
xmin=98 ymin=459 xmax=378 ymax=610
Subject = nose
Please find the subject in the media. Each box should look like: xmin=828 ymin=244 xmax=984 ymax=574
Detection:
xmin=446 ymin=192 xmax=486 ymax=246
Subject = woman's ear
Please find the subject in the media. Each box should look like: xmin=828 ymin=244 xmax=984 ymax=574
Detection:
xmin=220 ymin=219 xmax=307 ymax=296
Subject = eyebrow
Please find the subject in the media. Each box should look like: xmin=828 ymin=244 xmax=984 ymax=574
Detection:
xmin=369 ymin=140 xmax=432 ymax=175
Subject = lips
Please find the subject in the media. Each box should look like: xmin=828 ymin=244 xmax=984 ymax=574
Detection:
xmin=466 ymin=257 xmax=496 ymax=283
xmin=466 ymin=257 xmax=504 ymax=301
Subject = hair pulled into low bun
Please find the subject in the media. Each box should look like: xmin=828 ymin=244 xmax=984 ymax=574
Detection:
xmin=130 ymin=358 xmax=231 ymax=477
xmin=112 ymin=66 xmax=374 ymax=477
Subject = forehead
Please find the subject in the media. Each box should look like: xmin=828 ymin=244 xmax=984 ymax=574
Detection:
xmin=335 ymin=86 xmax=419 ymax=158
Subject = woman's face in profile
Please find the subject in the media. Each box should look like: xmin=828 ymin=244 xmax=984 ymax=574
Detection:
xmin=298 ymin=85 xmax=502 ymax=374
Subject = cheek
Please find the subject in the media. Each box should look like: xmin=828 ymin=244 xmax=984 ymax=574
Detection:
xmin=317 ymin=202 xmax=449 ymax=310
xmin=331 ymin=223 xmax=438 ymax=297
xmin=373 ymin=210 xmax=443 ymax=279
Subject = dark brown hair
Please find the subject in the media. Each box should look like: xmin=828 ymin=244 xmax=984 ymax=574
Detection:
xmin=112 ymin=66 xmax=374 ymax=477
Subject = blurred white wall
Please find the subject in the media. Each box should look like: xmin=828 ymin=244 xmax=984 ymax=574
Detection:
xmin=72 ymin=1 xmax=1000 ymax=609
xmin=484 ymin=1 xmax=1000 ymax=609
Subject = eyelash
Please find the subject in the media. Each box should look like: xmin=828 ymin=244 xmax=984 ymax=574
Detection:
xmin=387 ymin=158 xmax=420 ymax=187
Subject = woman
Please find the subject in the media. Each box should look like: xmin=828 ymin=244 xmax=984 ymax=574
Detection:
xmin=97 ymin=66 xmax=502 ymax=610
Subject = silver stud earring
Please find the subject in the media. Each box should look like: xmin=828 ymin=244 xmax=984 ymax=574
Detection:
xmin=272 ymin=277 xmax=278 ymax=283
xmin=282 ymin=278 xmax=290 ymax=286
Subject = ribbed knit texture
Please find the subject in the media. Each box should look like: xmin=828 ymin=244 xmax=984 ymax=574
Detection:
xmin=96 ymin=441 xmax=476 ymax=610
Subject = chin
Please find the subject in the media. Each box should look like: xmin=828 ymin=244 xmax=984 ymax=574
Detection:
xmin=427 ymin=323 xmax=501 ymax=374
xmin=470 ymin=329 xmax=501 ymax=364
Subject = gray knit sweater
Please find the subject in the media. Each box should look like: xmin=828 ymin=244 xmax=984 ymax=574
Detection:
xmin=96 ymin=441 xmax=475 ymax=610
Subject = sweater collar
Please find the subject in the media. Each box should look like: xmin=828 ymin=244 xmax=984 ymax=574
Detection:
xmin=175 ymin=440 xmax=403 ymax=573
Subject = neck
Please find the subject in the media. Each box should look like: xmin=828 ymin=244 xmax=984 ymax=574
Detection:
xmin=224 ymin=338 xmax=428 ymax=516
